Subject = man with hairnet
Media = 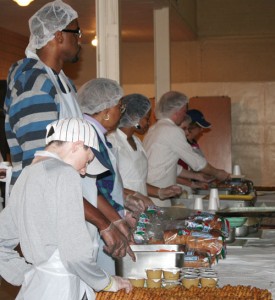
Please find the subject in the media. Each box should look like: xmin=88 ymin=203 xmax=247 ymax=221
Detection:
xmin=4 ymin=0 xmax=134 ymax=286
xmin=143 ymin=91 xmax=230 ymax=207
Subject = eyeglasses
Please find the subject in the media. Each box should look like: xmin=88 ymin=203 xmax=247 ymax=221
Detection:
xmin=120 ymin=103 xmax=126 ymax=114
xmin=62 ymin=28 xmax=82 ymax=38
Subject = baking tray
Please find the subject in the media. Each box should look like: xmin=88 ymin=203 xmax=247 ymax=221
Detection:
xmin=115 ymin=244 xmax=184 ymax=278
xmin=216 ymin=206 xmax=275 ymax=218
xmin=203 ymin=192 xmax=255 ymax=201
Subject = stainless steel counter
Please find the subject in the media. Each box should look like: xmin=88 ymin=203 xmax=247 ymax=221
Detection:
xmin=214 ymin=229 xmax=275 ymax=298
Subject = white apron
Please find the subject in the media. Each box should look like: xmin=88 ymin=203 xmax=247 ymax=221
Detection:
xmin=25 ymin=49 xmax=83 ymax=120
xmin=85 ymin=121 xmax=125 ymax=275
xmin=16 ymin=250 xmax=95 ymax=300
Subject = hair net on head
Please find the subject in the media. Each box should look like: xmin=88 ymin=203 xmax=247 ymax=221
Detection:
xmin=78 ymin=78 xmax=124 ymax=115
xmin=119 ymin=94 xmax=151 ymax=128
xmin=26 ymin=0 xmax=78 ymax=54
xmin=155 ymin=91 xmax=188 ymax=120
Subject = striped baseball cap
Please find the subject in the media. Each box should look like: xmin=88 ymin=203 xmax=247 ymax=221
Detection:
xmin=46 ymin=118 xmax=108 ymax=175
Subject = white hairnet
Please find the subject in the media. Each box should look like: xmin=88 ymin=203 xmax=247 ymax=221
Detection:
xmin=78 ymin=78 xmax=124 ymax=115
xmin=119 ymin=94 xmax=151 ymax=128
xmin=26 ymin=0 xmax=78 ymax=53
xmin=155 ymin=91 xmax=188 ymax=119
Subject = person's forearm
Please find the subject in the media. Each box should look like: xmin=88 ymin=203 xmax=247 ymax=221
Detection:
xmin=83 ymin=198 xmax=111 ymax=231
xmin=176 ymin=176 xmax=193 ymax=187
xmin=97 ymin=194 xmax=122 ymax=222
xmin=201 ymin=163 xmax=230 ymax=181
xmin=146 ymin=183 xmax=160 ymax=198
xmin=179 ymin=168 xmax=202 ymax=181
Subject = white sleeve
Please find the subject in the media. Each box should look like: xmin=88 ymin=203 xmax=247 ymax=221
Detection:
xmin=170 ymin=127 xmax=207 ymax=171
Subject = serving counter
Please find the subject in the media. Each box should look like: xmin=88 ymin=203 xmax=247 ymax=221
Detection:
xmin=212 ymin=190 xmax=275 ymax=298
xmin=213 ymin=229 xmax=275 ymax=299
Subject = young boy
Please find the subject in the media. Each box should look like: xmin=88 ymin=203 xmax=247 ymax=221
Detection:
xmin=0 ymin=118 xmax=132 ymax=300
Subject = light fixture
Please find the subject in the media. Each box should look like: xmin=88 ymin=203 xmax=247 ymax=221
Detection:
xmin=13 ymin=0 xmax=34 ymax=6
xmin=91 ymin=36 xmax=98 ymax=47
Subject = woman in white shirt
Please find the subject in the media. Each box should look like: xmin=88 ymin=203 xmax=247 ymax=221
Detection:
xmin=108 ymin=94 xmax=182 ymax=204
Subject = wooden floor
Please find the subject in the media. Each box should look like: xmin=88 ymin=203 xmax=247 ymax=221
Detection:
xmin=0 ymin=278 xmax=20 ymax=300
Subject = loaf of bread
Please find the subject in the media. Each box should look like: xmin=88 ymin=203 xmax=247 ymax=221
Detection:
xmin=163 ymin=229 xmax=223 ymax=256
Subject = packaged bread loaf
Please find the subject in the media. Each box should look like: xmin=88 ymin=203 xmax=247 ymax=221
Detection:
xmin=183 ymin=250 xmax=213 ymax=268
xmin=163 ymin=229 xmax=223 ymax=256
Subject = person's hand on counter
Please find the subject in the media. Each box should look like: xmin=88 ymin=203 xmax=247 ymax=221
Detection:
xmin=84 ymin=197 xmax=135 ymax=260
xmin=104 ymin=276 xmax=133 ymax=293
xmin=113 ymin=218 xmax=136 ymax=262
xmin=124 ymin=193 xmax=146 ymax=217
xmin=158 ymin=185 xmax=183 ymax=199
xmin=215 ymin=169 xmax=231 ymax=181
xmin=190 ymin=181 xmax=209 ymax=190
xmin=100 ymin=222 xmax=135 ymax=261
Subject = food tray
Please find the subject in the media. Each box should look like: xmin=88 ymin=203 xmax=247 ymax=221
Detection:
xmin=115 ymin=244 xmax=184 ymax=278
xmin=216 ymin=206 xmax=275 ymax=218
xmin=203 ymin=192 xmax=255 ymax=201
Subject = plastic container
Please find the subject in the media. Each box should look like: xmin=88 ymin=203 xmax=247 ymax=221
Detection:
xmin=128 ymin=277 xmax=145 ymax=287
xmin=226 ymin=217 xmax=247 ymax=228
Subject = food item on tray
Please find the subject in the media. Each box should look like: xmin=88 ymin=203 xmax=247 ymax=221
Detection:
xmin=146 ymin=278 xmax=162 ymax=288
xmin=162 ymin=268 xmax=180 ymax=280
xmin=163 ymin=229 xmax=223 ymax=256
xmin=95 ymin=285 xmax=272 ymax=299
xmin=146 ymin=268 xmax=163 ymax=279
xmin=128 ymin=277 xmax=145 ymax=287
xmin=181 ymin=275 xmax=200 ymax=289
xmin=210 ymin=178 xmax=255 ymax=195
xmin=200 ymin=275 xmax=218 ymax=287
xmin=183 ymin=250 xmax=213 ymax=268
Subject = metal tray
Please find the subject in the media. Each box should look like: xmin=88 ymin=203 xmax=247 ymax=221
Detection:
xmin=115 ymin=244 xmax=184 ymax=278
xmin=216 ymin=206 xmax=275 ymax=218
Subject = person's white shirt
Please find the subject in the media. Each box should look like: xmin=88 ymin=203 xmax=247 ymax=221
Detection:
xmin=108 ymin=128 xmax=148 ymax=196
xmin=143 ymin=118 xmax=207 ymax=189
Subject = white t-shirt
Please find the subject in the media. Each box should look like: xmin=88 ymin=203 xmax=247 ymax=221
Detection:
xmin=108 ymin=129 xmax=148 ymax=196
xmin=143 ymin=118 xmax=207 ymax=188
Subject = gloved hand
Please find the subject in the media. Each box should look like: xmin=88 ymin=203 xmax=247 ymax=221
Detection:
xmin=158 ymin=185 xmax=183 ymax=199
xmin=100 ymin=223 xmax=131 ymax=259
xmin=104 ymin=276 xmax=133 ymax=293
xmin=190 ymin=181 xmax=209 ymax=189
xmin=124 ymin=193 xmax=146 ymax=216
xmin=124 ymin=210 xmax=139 ymax=229
xmin=216 ymin=169 xmax=231 ymax=181
xmin=196 ymin=172 xmax=216 ymax=183
xmin=113 ymin=218 xmax=136 ymax=262
xmin=113 ymin=218 xmax=134 ymax=243
xmin=132 ymin=192 xmax=154 ymax=208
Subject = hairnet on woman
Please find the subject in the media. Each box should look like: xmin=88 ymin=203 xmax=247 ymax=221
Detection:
xmin=119 ymin=93 xmax=151 ymax=128
xmin=108 ymin=93 xmax=182 ymax=205
xmin=77 ymin=79 xmax=153 ymax=275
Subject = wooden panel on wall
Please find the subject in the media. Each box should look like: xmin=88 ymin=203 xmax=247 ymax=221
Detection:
xmin=189 ymin=96 xmax=232 ymax=173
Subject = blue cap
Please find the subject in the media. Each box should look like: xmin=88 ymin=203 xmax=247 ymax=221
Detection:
xmin=187 ymin=109 xmax=211 ymax=128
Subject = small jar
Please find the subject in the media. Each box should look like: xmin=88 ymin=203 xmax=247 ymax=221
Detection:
xmin=182 ymin=274 xmax=199 ymax=289
xmin=200 ymin=274 xmax=218 ymax=288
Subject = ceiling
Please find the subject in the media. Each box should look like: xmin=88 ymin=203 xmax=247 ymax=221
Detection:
xmin=0 ymin=0 xmax=195 ymax=45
